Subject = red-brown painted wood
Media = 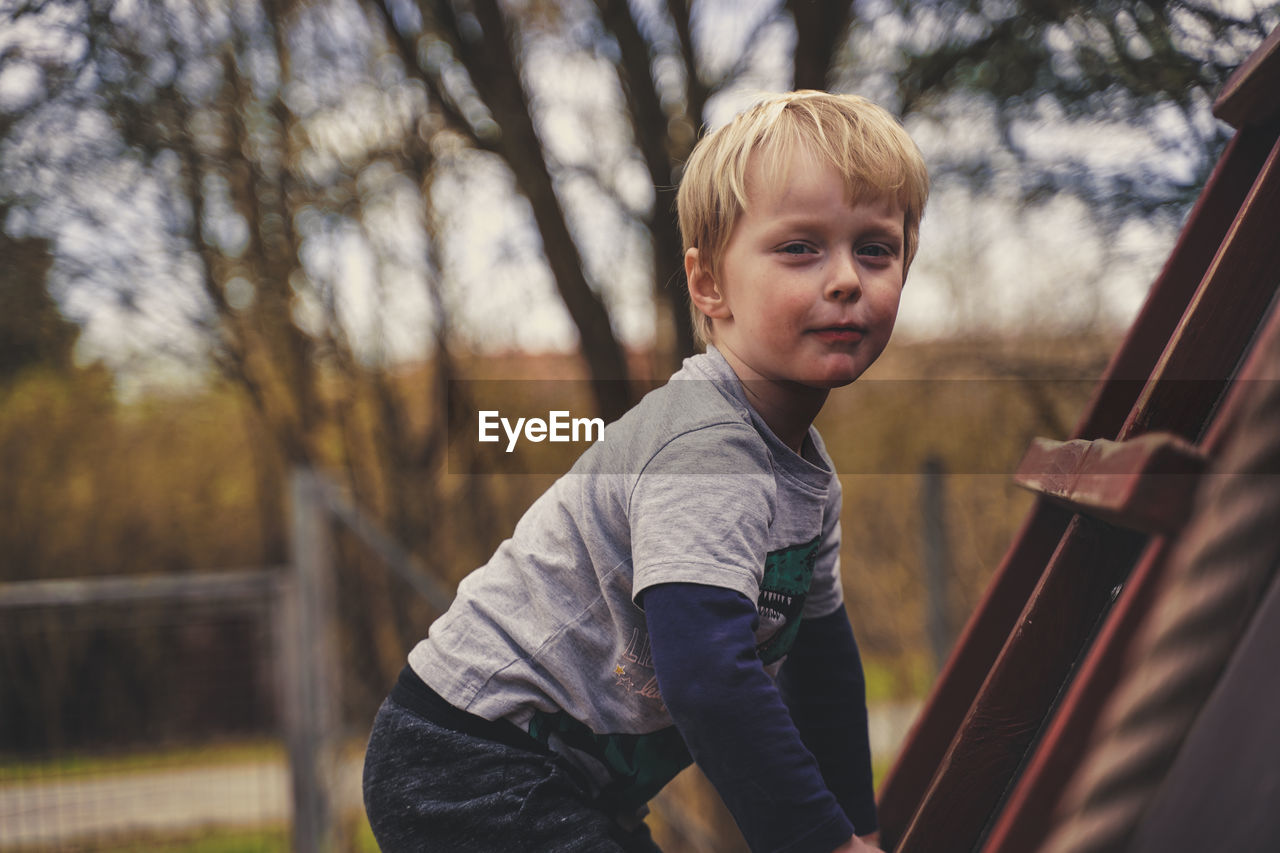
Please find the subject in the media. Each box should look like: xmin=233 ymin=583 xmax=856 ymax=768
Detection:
xmin=980 ymin=288 xmax=1280 ymax=853
xmin=1121 ymin=123 xmax=1280 ymax=443
xmin=880 ymin=106 xmax=1280 ymax=853
xmin=875 ymin=119 xmax=1277 ymax=853
xmin=893 ymin=130 xmax=1280 ymax=852
xmin=1014 ymin=434 xmax=1205 ymax=535
xmin=977 ymin=536 xmax=1176 ymax=853
xmin=894 ymin=517 xmax=1149 ymax=853
xmin=1072 ymin=125 xmax=1275 ymax=440
xmin=1214 ymin=26 xmax=1280 ymax=129
xmin=1129 ymin=547 xmax=1280 ymax=852
xmin=874 ymin=500 xmax=1070 ymax=850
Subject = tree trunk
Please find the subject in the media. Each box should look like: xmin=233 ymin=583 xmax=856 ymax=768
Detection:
xmin=596 ymin=0 xmax=696 ymax=368
xmin=431 ymin=0 xmax=636 ymax=421
xmin=788 ymin=0 xmax=853 ymax=90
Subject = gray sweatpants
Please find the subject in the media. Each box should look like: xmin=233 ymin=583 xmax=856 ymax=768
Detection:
xmin=362 ymin=697 xmax=664 ymax=852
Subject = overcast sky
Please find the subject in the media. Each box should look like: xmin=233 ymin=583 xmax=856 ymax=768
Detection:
xmin=0 ymin=0 xmax=1266 ymax=393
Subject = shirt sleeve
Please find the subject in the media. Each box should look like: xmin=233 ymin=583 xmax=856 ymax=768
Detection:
xmin=630 ymin=424 xmax=776 ymax=604
xmin=642 ymin=582 xmax=858 ymax=852
xmin=777 ymin=606 xmax=878 ymax=835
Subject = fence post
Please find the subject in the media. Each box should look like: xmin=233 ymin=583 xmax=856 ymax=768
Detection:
xmin=284 ymin=468 xmax=341 ymax=852
xmin=920 ymin=456 xmax=955 ymax=672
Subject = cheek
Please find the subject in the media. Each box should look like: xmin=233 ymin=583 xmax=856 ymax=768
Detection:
xmin=775 ymin=288 xmax=820 ymax=321
xmin=744 ymin=289 xmax=807 ymax=332
xmin=873 ymin=286 xmax=903 ymax=326
xmin=881 ymin=299 xmax=901 ymax=331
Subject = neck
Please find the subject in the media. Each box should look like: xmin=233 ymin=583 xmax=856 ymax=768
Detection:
xmin=713 ymin=346 xmax=828 ymax=455
xmin=744 ymin=384 xmax=826 ymax=455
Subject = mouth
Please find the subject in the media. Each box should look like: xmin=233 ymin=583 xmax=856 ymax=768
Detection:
xmin=809 ymin=324 xmax=867 ymax=344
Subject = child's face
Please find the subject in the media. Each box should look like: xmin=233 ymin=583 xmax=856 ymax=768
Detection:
xmin=691 ymin=150 xmax=906 ymax=394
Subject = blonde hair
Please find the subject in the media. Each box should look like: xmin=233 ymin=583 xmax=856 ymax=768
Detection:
xmin=677 ymin=90 xmax=930 ymax=348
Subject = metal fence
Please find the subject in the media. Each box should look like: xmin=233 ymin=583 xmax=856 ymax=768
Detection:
xmin=0 ymin=567 xmax=295 ymax=848
xmin=0 ymin=469 xmax=451 ymax=851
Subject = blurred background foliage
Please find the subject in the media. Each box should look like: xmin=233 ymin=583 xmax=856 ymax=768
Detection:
xmin=0 ymin=1 xmax=1277 ymax=840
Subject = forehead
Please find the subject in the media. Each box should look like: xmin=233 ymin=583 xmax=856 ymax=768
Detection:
xmin=741 ymin=146 xmax=905 ymax=230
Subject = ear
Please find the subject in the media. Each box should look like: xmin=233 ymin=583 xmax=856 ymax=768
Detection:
xmin=685 ymin=248 xmax=732 ymax=321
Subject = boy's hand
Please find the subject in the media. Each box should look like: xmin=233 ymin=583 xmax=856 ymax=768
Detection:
xmin=831 ymin=832 xmax=883 ymax=852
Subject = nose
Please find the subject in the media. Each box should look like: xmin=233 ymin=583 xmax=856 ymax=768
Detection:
xmin=825 ymin=249 xmax=862 ymax=301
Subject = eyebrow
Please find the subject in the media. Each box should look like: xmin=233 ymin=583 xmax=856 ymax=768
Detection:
xmin=765 ymin=215 xmax=904 ymax=242
xmin=861 ymin=226 xmax=905 ymax=246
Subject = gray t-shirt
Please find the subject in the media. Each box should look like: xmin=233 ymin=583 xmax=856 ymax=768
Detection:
xmin=409 ymin=346 xmax=844 ymax=811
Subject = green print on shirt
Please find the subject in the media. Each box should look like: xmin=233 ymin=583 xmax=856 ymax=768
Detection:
xmin=528 ymin=710 xmax=692 ymax=813
xmin=527 ymin=535 xmax=820 ymax=811
xmin=755 ymin=535 xmax=821 ymax=664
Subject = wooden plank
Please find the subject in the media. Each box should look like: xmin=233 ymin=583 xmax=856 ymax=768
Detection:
xmin=1130 ymin=566 xmax=1280 ymax=851
xmin=286 ymin=470 xmax=341 ymax=853
xmin=1072 ymin=124 xmax=1276 ymax=441
xmin=978 ymin=537 xmax=1175 ymax=853
xmin=875 ymin=501 xmax=1071 ymax=848
xmin=981 ymin=287 xmax=1280 ymax=853
xmin=311 ymin=473 xmax=454 ymax=613
xmin=886 ymin=121 xmax=1280 ymax=853
xmin=921 ymin=457 xmax=956 ymax=668
xmin=1014 ymin=434 xmax=1205 ymax=534
xmin=875 ymin=119 xmax=1276 ymax=851
xmin=893 ymin=518 xmax=1149 ymax=853
xmin=1213 ymin=26 xmax=1280 ymax=129
xmin=1122 ymin=123 xmax=1280 ymax=442
xmin=0 ymin=569 xmax=283 ymax=609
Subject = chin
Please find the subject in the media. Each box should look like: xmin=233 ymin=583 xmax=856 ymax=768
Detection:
xmin=811 ymin=358 xmax=873 ymax=388
xmin=802 ymin=369 xmax=865 ymax=389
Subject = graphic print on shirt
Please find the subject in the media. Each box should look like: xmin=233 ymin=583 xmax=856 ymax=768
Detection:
xmin=528 ymin=709 xmax=692 ymax=813
xmin=615 ymin=627 xmax=663 ymax=702
xmin=525 ymin=625 xmax=688 ymax=812
xmin=755 ymin=535 xmax=821 ymax=664
xmin=526 ymin=537 xmax=821 ymax=812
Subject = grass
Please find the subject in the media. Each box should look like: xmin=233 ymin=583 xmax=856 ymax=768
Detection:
xmin=4 ymin=817 xmax=382 ymax=853
xmin=82 ymin=826 xmax=290 ymax=852
xmin=0 ymin=812 xmax=379 ymax=853
xmin=0 ymin=739 xmax=285 ymax=786
xmin=0 ymin=739 xmax=380 ymax=851
xmin=864 ymin=653 xmax=937 ymax=703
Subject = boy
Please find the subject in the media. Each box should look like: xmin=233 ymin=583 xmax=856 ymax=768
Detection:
xmin=363 ymin=90 xmax=929 ymax=853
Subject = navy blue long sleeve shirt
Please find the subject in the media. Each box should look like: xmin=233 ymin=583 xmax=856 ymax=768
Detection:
xmin=642 ymin=582 xmax=877 ymax=852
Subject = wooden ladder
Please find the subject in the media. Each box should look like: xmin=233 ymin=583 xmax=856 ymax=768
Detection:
xmin=876 ymin=25 xmax=1280 ymax=853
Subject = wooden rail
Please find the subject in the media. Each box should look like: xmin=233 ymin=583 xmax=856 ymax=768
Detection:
xmin=877 ymin=24 xmax=1280 ymax=853
xmin=0 ymin=569 xmax=283 ymax=609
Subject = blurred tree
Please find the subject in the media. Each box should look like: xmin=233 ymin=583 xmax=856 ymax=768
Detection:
xmin=1 ymin=2 xmax=1274 ymax=841
xmin=0 ymin=0 xmax=1270 ymax=715
xmin=367 ymin=0 xmax=1276 ymax=379
xmin=7 ymin=0 xmax=1270 ymax=421
xmin=368 ymin=0 xmax=779 ymax=395
xmin=0 ymin=0 xmax=516 ymax=713
xmin=0 ymin=221 xmax=75 ymax=380
xmin=790 ymin=0 xmax=855 ymax=89
xmin=371 ymin=0 xmax=639 ymax=419
xmin=881 ymin=0 xmax=1278 ymax=219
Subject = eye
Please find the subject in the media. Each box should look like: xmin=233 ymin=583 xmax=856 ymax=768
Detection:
xmin=778 ymin=242 xmax=816 ymax=256
xmin=857 ymin=244 xmax=893 ymax=258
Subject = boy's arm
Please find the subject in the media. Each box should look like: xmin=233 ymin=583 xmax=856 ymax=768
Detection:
xmin=777 ymin=607 xmax=878 ymax=837
xmin=784 ymin=467 xmax=879 ymax=836
xmin=642 ymin=582 xmax=861 ymax=852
